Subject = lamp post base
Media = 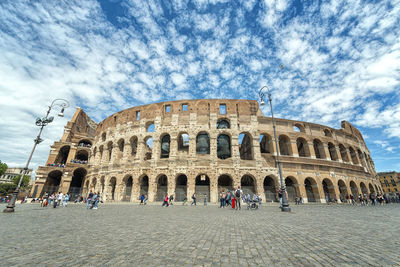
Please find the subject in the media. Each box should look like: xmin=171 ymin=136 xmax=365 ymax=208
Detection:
xmin=2 ymin=189 xmax=19 ymax=213
xmin=281 ymin=206 xmax=291 ymax=212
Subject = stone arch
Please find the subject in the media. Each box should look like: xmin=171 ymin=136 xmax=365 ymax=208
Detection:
xmin=339 ymin=144 xmax=349 ymax=162
xmin=130 ymin=136 xmax=138 ymax=156
xmin=293 ymin=123 xmax=305 ymax=133
xmin=196 ymin=132 xmax=210 ymax=154
xmin=144 ymin=136 xmax=153 ymax=160
xmin=322 ymin=178 xmax=335 ymax=202
xmin=160 ymin=134 xmax=171 ymax=159
xmin=175 ymin=174 xmax=187 ymax=201
xmin=122 ymin=175 xmax=133 ymax=202
xmin=264 ymin=176 xmax=278 ymax=202
xmin=99 ymin=145 xmax=104 ymax=161
xmin=108 ymin=177 xmax=117 ymax=201
xmin=75 ymin=150 xmax=88 ymax=162
xmin=374 ymin=184 xmax=379 ymax=194
xmin=156 ymin=174 xmax=168 ymax=201
xmin=296 ymin=137 xmax=310 ymax=157
xmin=216 ymin=118 xmax=230 ymax=129
xmin=217 ymin=134 xmax=231 ymax=159
xmin=324 ymin=129 xmax=332 ymax=137
xmin=146 ymin=122 xmax=155 ymax=132
xmin=360 ymin=182 xmax=368 ymax=196
xmin=139 ymin=174 xmax=149 ymax=197
xmin=349 ymin=180 xmax=359 ymax=197
xmin=68 ymin=168 xmax=87 ymax=201
xmin=178 ymin=132 xmax=189 ymax=152
xmin=328 ymin=143 xmax=338 ymax=161
xmin=117 ymin=138 xmax=125 ymax=160
xmin=313 ymin=139 xmax=326 ymax=159
xmin=241 ymin=174 xmax=256 ymax=195
xmin=358 ymin=149 xmax=367 ymax=168
xmin=100 ymin=176 xmax=105 ymax=195
xmin=91 ymin=177 xmax=97 ymax=192
xmin=55 ymin=145 xmax=70 ymax=164
xmin=304 ymin=177 xmax=319 ymax=202
xmin=239 ymin=132 xmax=253 ymax=160
xmin=101 ymin=132 xmax=106 ymax=142
xmin=338 ymin=179 xmax=348 ymax=201
xmin=78 ymin=139 xmax=92 ymax=147
xmin=369 ymin=183 xmax=375 ymax=194
xmin=260 ymin=133 xmax=273 ymax=154
xmin=107 ymin=141 xmax=113 ymax=161
xmin=349 ymin=147 xmax=359 ymax=165
xmin=42 ymin=170 xmax=63 ymax=196
xmin=218 ymin=174 xmax=233 ymax=192
xmin=285 ymin=176 xmax=299 ymax=201
xmin=278 ymin=135 xmax=292 ymax=156
xmin=195 ymin=174 xmax=210 ymax=202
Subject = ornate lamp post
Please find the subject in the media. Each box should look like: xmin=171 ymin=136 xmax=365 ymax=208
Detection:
xmin=259 ymin=86 xmax=291 ymax=212
xmin=3 ymin=99 xmax=69 ymax=213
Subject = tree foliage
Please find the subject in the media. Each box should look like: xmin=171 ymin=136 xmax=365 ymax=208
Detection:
xmin=12 ymin=175 xmax=31 ymax=188
xmin=0 ymin=183 xmax=16 ymax=195
xmin=0 ymin=160 xmax=7 ymax=176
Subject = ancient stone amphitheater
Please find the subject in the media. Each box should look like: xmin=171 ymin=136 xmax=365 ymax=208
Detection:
xmin=31 ymin=99 xmax=382 ymax=203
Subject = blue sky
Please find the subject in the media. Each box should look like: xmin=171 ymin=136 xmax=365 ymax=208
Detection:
xmin=0 ymin=0 xmax=399 ymax=173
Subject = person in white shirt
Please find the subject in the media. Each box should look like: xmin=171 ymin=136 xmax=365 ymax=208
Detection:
xmin=57 ymin=192 xmax=64 ymax=207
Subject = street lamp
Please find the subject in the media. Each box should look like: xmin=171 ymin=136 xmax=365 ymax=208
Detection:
xmin=259 ymin=86 xmax=291 ymax=212
xmin=3 ymin=98 xmax=69 ymax=213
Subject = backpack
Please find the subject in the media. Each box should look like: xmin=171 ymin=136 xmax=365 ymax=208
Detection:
xmin=235 ymin=190 xmax=241 ymax=197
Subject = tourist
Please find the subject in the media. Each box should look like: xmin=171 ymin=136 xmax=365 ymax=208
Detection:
xmin=144 ymin=194 xmax=148 ymax=205
xmin=191 ymin=193 xmax=197 ymax=206
xmin=278 ymin=189 xmax=283 ymax=209
xmin=295 ymin=196 xmax=299 ymax=205
xmin=258 ymin=194 xmax=262 ymax=206
xmin=140 ymin=194 xmax=145 ymax=205
xmin=53 ymin=193 xmax=58 ymax=208
xmin=57 ymin=192 xmax=63 ymax=206
xmin=220 ymin=191 xmax=225 ymax=208
xmin=350 ymin=194 xmax=355 ymax=205
xmin=169 ymin=194 xmax=174 ymax=205
xmin=235 ymin=186 xmax=242 ymax=210
xmin=226 ymin=191 xmax=231 ymax=206
xmin=93 ymin=192 xmax=100 ymax=209
xmin=162 ymin=193 xmax=169 ymax=207
xmin=182 ymin=194 xmax=188 ymax=205
xmin=203 ymin=194 xmax=207 ymax=206
xmin=63 ymin=193 xmax=69 ymax=207
xmin=86 ymin=191 xmax=93 ymax=210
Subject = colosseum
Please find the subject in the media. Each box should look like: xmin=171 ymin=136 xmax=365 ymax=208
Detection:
xmin=31 ymin=99 xmax=382 ymax=203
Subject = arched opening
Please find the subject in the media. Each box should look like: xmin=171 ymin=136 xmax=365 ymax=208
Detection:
xmin=358 ymin=149 xmax=367 ymax=168
xmin=139 ymin=175 xmax=149 ymax=196
xmin=260 ymin=134 xmax=273 ymax=154
xmin=369 ymin=183 xmax=375 ymax=195
xmin=175 ymin=174 xmax=187 ymax=201
xmin=101 ymin=132 xmax=106 ymax=142
xmin=55 ymin=146 xmax=70 ymax=164
xmin=339 ymin=144 xmax=349 ymax=162
xmin=313 ymin=139 xmax=325 ymax=159
xmin=117 ymin=138 xmax=125 ymax=160
xmin=296 ymin=138 xmax=310 ymax=157
xmin=123 ymin=176 xmax=133 ymax=202
xmin=338 ymin=180 xmax=348 ymax=201
xmin=144 ymin=136 xmax=153 ymax=160
xmin=264 ymin=176 xmax=277 ymax=202
xmin=217 ymin=134 xmax=231 ymax=159
xmin=99 ymin=145 xmax=104 ymax=161
xmin=285 ymin=176 xmax=299 ymax=201
xmin=100 ymin=177 xmax=105 ymax=195
xmin=216 ymin=119 xmax=230 ymax=129
xmin=74 ymin=150 xmax=88 ymax=163
xmin=349 ymin=147 xmax=359 ymax=165
xmin=293 ymin=123 xmax=305 ymax=133
xmin=78 ymin=139 xmax=92 ymax=148
xmin=109 ymin=177 xmax=116 ymax=201
xmin=146 ymin=122 xmax=155 ymax=132
xmin=195 ymin=174 xmax=210 ymax=201
xmin=305 ymin=178 xmax=319 ymax=202
xmin=156 ymin=175 xmax=168 ymax=201
xmin=241 ymin=175 xmax=255 ymax=195
xmin=328 ymin=143 xmax=338 ymax=161
xmin=322 ymin=178 xmax=335 ymax=202
xmin=350 ymin=181 xmax=359 ymax=197
xmin=218 ymin=174 xmax=233 ymax=193
xmin=360 ymin=182 xmax=368 ymax=196
xmin=178 ymin=133 xmax=189 ymax=152
xmin=42 ymin=170 xmax=62 ymax=196
xmin=239 ymin=133 xmax=253 ymax=160
xmin=130 ymin=136 xmax=138 ymax=156
xmin=68 ymin=168 xmax=86 ymax=201
xmin=160 ymin=134 xmax=171 ymax=159
xmin=324 ymin=129 xmax=332 ymax=137
xmin=196 ymin=132 xmax=210 ymax=154
xmin=107 ymin=141 xmax=113 ymax=162
xmin=91 ymin=178 xmax=97 ymax=192
xmin=374 ymin=184 xmax=379 ymax=194
xmin=278 ymin=135 xmax=291 ymax=156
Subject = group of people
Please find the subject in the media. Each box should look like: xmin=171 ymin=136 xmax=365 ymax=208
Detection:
xmin=78 ymin=143 xmax=91 ymax=148
xmin=85 ymin=191 xmax=100 ymax=209
xmin=40 ymin=192 xmax=70 ymax=208
xmin=219 ymin=187 xmax=262 ymax=210
xmin=70 ymin=159 xmax=88 ymax=164
xmin=47 ymin=163 xmax=65 ymax=168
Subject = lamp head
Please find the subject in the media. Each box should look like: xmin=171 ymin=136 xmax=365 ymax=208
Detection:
xmin=58 ymin=108 xmax=65 ymax=117
xmin=260 ymin=100 xmax=266 ymax=106
xmin=47 ymin=116 xmax=54 ymax=123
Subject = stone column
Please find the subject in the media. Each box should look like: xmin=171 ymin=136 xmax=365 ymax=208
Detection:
xmin=168 ymin=175 xmax=176 ymax=198
xmin=308 ymin=143 xmax=316 ymax=159
xmin=210 ymin=134 xmax=217 ymax=159
xmin=147 ymin=176 xmax=156 ymax=202
xmin=66 ymin=146 xmax=77 ymax=164
xmin=290 ymin=141 xmax=299 ymax=157
xmin=210 ymin=177 xmax=218 ymax=203
xmin=336 ymin=147 xmax=343 ymax=162
xmin=187 ymin=175 xmax=195 ymax=201
xmin=323 ymin=145 xmax=331 ymax=160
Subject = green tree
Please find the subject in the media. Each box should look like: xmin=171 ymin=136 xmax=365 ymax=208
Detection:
xmin=12 ymin=175 xmax=31 ymax=189
xmin=0 ymin=183 xmax=16 ymax=195
xmin=0 ymin=160 xmax=7 ymax=176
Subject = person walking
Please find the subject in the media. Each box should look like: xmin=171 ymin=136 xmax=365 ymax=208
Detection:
xmin=63 ymin=193 xmax=69 ymax=207
xmin=191 ymin=193 xmax=197 ymax=206
xmin=53 ymin=193 xmax=58 ymax=208
xmin=86 ymin=191 xmax=93 ymax=210
xmin=203 ymin=194 xmax=207 ymax=206
xmin=235 ymin=187 xmax=242 ymax=210
xmin=278 ymin=189 xmax=283 ymax=209
xmin=140 ymin=194 xmax=145 ymax=205
xmin=57 ymin=192 xmax=63 ymax=207
xmin=162 ymin=193 xmax=169 ymax=207
xmin=183 ymin=194 xmax=188 ymax=205
xmin=169 ymin=195 xmax=174 ymax=205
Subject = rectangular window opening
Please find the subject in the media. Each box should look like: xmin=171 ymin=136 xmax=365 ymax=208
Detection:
xmin=165 ymin=105 xmax=171 ymax=112
xmin=220 ymin=104 xmax=226 ymax=115
xmin=136 ymin=111 xmax=140 ymax=120
xmin=182 ymin=104 xmax=188 ymax=111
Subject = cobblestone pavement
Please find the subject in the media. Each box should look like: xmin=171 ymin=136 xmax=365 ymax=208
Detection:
xmin=1 ymin=202 xmax=399 ymax=267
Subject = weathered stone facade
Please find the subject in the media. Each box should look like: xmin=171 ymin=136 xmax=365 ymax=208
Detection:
xmin=32 ymin=99 xmax=382 ymax=203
